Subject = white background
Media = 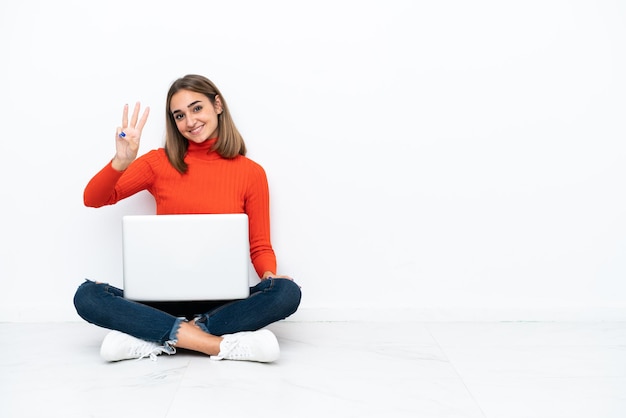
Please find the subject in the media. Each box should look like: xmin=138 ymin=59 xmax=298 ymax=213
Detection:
xmin=1 ymin=0 xmax=625 ymax=321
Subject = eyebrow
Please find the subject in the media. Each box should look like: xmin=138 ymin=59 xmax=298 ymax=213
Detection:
xmin=171 ymin=100 xmax=203 ymax=115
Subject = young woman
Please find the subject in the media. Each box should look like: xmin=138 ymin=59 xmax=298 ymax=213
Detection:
xmin=74 ymin=74 xmax=301 ymax=363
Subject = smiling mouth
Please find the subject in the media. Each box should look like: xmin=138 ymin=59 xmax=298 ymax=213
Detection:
xmin=189 ymin=125 xmax=204 ymax=135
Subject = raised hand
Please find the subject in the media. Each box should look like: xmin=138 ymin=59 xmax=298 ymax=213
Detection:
xmin=112 ymin=102 xmax=150 ymax=171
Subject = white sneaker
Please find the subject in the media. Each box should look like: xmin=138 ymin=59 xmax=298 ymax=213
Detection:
xmin=212 ymin=329 xmax=280 ymax=363
xmin=100 ymin=330 xmax=174 ymax=362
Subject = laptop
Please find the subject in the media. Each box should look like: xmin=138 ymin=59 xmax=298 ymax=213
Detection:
xmin=122 ymin=214 xmax=251 ymax=302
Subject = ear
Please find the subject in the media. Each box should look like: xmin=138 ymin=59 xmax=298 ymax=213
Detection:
xmin=214 ymin=95 xmax=223 ymax=114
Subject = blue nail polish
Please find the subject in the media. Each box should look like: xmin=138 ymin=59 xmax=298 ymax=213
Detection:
xmin=119 ymin=132 xmax=126 ymax=138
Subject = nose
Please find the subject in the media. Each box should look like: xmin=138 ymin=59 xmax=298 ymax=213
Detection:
xmin=186 ymin=114 xmax=196 ymax=127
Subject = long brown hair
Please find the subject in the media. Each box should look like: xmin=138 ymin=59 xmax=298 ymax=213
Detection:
xmin=165 ymin=74 xmax=247 ymax=173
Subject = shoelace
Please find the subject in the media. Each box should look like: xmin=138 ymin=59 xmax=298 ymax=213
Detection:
xmin=223 ymin=339 xmax=253 ymax=360
xmin=131 ymin=342 xmax=169 ymax=361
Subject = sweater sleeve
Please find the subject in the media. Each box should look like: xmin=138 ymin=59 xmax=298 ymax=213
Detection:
xmin=83 ymin=162 xmax=125 ymax=207
xmin=245 ymin=163 xmax=277 ymax=277
xmin=83 ymin=154 xmax=155 ymax=207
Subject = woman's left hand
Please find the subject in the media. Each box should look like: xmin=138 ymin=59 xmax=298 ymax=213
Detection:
xmin=262 ymin=271 xmax=293 ymax=280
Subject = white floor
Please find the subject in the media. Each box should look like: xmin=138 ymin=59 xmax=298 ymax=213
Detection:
xmin=1 ymin=321 xmax=625 ymax=418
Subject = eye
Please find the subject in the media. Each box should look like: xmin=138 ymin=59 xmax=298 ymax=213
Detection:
xmin=174 ymin=113 xmax=184 ymax=121
xmin=193 ymin=105 xmax=203 ymax=112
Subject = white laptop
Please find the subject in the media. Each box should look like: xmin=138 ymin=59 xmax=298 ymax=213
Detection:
xmin=122 ymin=214 xmax=251 ymax=302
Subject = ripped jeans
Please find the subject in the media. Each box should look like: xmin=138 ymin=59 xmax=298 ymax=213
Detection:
xmin=73 ymin=278 xmax=302 ymax=345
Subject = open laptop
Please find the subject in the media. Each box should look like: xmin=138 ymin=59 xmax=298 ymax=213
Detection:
xmin=122 ymin=214 xmax=251 ymax=302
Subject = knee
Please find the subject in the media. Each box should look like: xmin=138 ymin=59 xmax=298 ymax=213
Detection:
xmin=274 ymin=278 xmax=302 ymax=317
xmin=73 ymin=280 xmax=101 ymax=320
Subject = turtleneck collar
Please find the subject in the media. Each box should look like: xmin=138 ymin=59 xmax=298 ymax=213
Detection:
xmin=185 ymin=138 xmax=222 ymax=161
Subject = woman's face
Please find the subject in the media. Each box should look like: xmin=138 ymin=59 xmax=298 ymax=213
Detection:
xmin=170 ymin=89 xmax=222 ymax=143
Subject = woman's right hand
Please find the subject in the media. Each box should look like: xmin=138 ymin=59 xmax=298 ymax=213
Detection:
xmin=112 ymin=102 xmax=150 ymax=171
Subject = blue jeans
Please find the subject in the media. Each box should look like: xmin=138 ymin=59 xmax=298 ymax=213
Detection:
xmin=73 ymin=278 xmax=301 ymax=345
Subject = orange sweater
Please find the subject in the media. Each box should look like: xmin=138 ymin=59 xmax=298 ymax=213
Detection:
xmin=84 ymin=138 xmax=276 ymax=277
